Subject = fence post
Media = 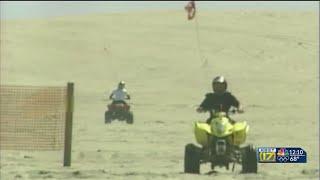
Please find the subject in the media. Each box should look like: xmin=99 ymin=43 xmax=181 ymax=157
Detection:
xmin=63 ymin=82 xmax=74 ymax=166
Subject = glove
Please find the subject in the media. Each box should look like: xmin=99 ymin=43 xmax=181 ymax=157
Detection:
xmin=196 ymin=107 xmax=204 ymax=113
xmin=237 ymin=108 xmax=244 ymax=114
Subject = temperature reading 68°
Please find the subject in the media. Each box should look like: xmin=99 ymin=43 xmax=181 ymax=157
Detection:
xmin=290 ymin=156 xmax=300 ymax=162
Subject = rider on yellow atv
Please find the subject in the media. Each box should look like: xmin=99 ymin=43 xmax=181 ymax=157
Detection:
xmin=196 ymin=76 xmax=244 ymax=123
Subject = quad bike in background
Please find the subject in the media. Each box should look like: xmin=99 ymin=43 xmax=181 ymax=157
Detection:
xmin=184 ymin=110 xmax=257 ymax=174
xmin=104 ymin=102 xmax=134 ymax=124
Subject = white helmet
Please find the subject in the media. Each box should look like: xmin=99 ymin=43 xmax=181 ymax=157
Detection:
xmin=118 ymin=81 xmax=125 ymax=86
xmin=118 ymin=81 xmax=125 ymax=89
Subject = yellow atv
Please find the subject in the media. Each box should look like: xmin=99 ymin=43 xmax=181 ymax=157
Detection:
xmin=184 ymin=111 xmax=257 ymax=174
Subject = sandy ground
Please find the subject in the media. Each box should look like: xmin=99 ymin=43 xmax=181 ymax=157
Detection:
xmin=0 ymin=10 xmax=319 ymax=180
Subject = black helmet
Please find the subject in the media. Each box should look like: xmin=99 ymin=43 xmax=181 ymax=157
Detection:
xmin=212 ymin=76 xmax=227 ymax=94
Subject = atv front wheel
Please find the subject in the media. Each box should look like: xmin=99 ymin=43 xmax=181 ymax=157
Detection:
xmin=241 ymin=144 xmax=258 ymax=173
xmin=126 ymin=112 xmax=134 ymax=124
xmin=105 ymin=111 xmax=112 ymax=124
xmin=184 ymin=143 xmax=201 ymax=174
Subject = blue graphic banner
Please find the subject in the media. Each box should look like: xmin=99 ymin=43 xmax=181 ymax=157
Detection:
xmin=257 ymin=147 xmax=307 ymax=163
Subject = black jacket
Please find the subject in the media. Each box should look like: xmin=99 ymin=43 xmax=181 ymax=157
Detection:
xmin=199 ymin=92 xmax=240 ymax=113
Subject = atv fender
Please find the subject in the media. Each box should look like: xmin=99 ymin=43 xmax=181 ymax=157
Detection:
xmin=232 ymin=121 xmax=249 ymax=145
xmin=194 ymin=122 xmax=212 ymax=147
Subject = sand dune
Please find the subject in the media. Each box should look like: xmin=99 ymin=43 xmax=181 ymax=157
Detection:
xmin=0 ymin=10 xmax=319 ymax=180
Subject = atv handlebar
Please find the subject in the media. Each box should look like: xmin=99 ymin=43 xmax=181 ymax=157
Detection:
xmin=196 ymin=107 xmax=244 ymax=114
xmin=229 ymin=109 xmax=244 ymax=114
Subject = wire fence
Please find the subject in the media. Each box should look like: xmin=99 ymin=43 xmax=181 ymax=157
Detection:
xmin=0 ymin=85 xmax=67 ymax=151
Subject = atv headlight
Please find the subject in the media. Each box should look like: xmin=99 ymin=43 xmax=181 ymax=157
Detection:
xmin=212 ymin=122 xmax=225 ymax=135
xmin=216 ymin=124 xmax=225 ymax=134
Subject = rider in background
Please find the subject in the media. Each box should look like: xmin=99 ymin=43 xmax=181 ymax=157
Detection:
xmin=196 ymin=76 xmax=244 ymax=124
xmin=184 ymin=1 xmax=196 ymax=20
xmin=109 ymin=81 xmax=131 ymax=105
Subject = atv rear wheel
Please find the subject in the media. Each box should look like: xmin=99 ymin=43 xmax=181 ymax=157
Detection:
xmin=126 ymin=112 xmax=134 ymax=124
xmin=184 ymin=143 xmax=201 ymax=174
xmin=241 ymin=144 xmax=258 ymax=173
xmin=105 ymin=111 xmax=112 ymax=124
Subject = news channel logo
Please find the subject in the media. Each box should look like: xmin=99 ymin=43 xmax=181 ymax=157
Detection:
xmin=257 ymin=147 xmax=307 ymax=163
